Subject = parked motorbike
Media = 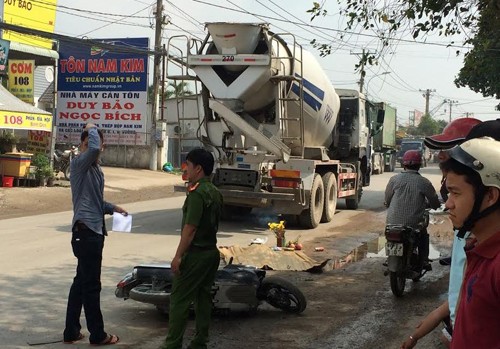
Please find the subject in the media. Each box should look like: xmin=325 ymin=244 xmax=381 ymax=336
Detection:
xmin=384 ymin=210 xmax=431 ymax=297
xmin=53 ymin=146 xmax=78 ymax=180
xmin=115 ymin=258 xmax=307 ymax=315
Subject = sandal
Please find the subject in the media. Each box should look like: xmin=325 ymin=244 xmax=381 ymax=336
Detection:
xmin=91 ymin=334 xmax=120 ymax=346
xmin=64 ymin=332 xmax=85 ymax=344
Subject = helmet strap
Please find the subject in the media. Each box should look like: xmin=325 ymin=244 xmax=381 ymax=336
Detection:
xmin=457 ymin=186 xmax=499 ymax=238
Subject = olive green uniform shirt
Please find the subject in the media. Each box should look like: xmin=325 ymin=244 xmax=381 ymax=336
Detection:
xmin=182 ymin=177 xmax=222 ymax=248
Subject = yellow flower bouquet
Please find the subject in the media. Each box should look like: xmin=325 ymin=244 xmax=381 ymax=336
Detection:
xmin=268 ymin=220 xmax=286 ymax=247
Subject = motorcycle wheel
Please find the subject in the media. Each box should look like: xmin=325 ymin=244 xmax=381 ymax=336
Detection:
xmin=129 ymin=284 xmax=171 ymax=306
xmin=259 ymin=276 xmax=307 ymax=314
xmin=63 ymin=165 xmax=71 ymax=181
xmin=389 ymin=272 xmax=406 ymax=297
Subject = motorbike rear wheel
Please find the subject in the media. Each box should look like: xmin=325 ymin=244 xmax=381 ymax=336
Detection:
xmin=63 ymin=164 xmax=71 ymax=180
xmin=259 ymin=276 xmax=307 ymax=314
xmin=389 ymin=272 xmax=406 ymax=297
xmin=129 ymin=284 xmax=171 ymax=306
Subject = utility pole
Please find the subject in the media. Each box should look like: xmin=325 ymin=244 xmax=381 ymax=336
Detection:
xmin=408 ymin=111 xmax=415 ymax=127
xmin=149 ymin=0 xmax=164 ymax=171
xmin=419 ymin=88 xmax=436 ymax=115
xmin=445 ymin=99 xmax=458 ymax=122
xmin=358 ymin=49 xmax=366 ymax=93
xmin=351 ymin=48 xmax=375 ymax=93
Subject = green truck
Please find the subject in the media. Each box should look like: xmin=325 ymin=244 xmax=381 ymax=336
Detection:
xmin=370 ymin=102 xmax=397 ymax=174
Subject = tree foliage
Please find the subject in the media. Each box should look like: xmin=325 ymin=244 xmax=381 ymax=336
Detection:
xmin=454 ymin=5 xmax=500 ymax=98
xmin=308 ymin=1 xmax=500 ymax=99
xmin=402 ymin=114 xmax=445 ymax=136
xmin=148 ymin=82 xmax=193 ymax=103
xmin=416 ymin=114 xmax=439 ymax=136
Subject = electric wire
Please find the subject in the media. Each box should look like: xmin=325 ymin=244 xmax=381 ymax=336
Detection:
xmin=29 ymin=0 xmax=151 ymax=18
xmin=193 ymin=0 xmax=473 ymax=50
xmin=77 ymin=5 xmax=152 ymax=37
xmin=166 ymin=0 xmax=203 ymax=27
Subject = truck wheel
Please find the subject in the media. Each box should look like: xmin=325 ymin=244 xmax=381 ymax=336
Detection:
xmin=390 ymin=154 xmax=396 ymax=172
xmin=385 ymin=154 xmax=394 ymax=172
xmin=345 ymin=174 xmax=362 ymax=210
xmin=321 ymin=172 xmax=337 ymax=223
xmin=299 ymin=173 xmax=324 ymax=229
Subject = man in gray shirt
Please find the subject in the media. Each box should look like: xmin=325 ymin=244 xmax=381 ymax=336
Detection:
xmin=63 ymin=123 xmax=126 ymax=345
xmin=385 ymin=149 xmax=441 ymax=268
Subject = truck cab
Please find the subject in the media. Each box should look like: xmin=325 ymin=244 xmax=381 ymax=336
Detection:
xmin=397 ymin=138 xmax=429 ymax=167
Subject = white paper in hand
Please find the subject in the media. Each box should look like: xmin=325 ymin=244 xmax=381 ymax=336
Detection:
xmin=112 ymin=212 xmax=132 ymax=232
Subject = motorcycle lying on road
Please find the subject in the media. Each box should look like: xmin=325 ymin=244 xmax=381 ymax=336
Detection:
xmin=115 ymin=258 xmax=307 ymax=315
xmin=53 ymin=145 xmax=78 ymax=180
xmin=384 ymin=210 xmax=431 ymax=297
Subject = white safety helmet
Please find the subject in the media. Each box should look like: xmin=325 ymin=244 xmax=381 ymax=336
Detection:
xmin=447 ymin=137 xmax=500 ymax=237
xmin=447 ymin=137 xmax=500 ymax=189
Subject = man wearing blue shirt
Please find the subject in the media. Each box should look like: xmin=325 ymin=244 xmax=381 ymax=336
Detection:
xmin=63 ymin=123 xmax=127 ymax=346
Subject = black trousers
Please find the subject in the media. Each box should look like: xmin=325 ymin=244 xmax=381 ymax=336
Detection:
xmin=418 ymin=230 xmax=430 ymax=263
xmin=63 ymin=227 xmax=107 ymax=344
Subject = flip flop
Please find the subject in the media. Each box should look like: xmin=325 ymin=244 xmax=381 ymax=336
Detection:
xmin=91 ymin=334 xmax=120 ymax=346
xmin=63 ymin=332 xmax=85 ymax=344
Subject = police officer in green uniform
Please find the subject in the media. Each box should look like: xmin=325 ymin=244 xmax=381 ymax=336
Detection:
xmin=163 ymin=148 xmax=222 ymax=349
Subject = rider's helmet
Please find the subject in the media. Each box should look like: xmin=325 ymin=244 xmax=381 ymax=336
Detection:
xmin=402 ymin=150 xmax=422 ymax=166
xmin=424 ymin=117 xmax=481 ymax=150
xmin=465 ymin=118 xmax=500 ymax=141
xmin=446 ymin=137 xmax=500 ymax=237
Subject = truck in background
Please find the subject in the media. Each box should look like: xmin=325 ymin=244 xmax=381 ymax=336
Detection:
xmin=370 ymin=102 xmax=397 ymax=174
xmin=397 ymin=138 xmax=430 ymax=167
xmin=167 ymin=23 xmax=380 ymax=228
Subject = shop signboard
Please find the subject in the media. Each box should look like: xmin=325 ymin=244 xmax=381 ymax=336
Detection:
xmin=0 ymin=110 xmax=52 ymax=131
xmin=26 ymin=130 xmax=50 ymax=154
xmin=8 ymin=59 xmax=34 ymax=104
xmin=0 ymin=39 xmax=10 ymax=74
xmin=2 ymin=0 xmax=57 ymax=49
xmin=57 ymin=38 xmax=149 ymax=145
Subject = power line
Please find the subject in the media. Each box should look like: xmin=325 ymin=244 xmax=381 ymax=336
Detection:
xmin=192 ymin=0 xmax=474 ymax=50
xmin=6 ymin=4 xmax=154 ymax=32
xmin=29 ymin=0 xmax=151 ymax=18
xmin=77 ymin=5 xmax=153 ymax=37
xmin=258 ymin=0 xmax=353 ymax=51
xmin=224 ymin=0 xmax=307 ymax=41
xmin=166 ymin=0 xmax=203 ymax=27
xmin=0 ymin=21 xmax=157 ymax=55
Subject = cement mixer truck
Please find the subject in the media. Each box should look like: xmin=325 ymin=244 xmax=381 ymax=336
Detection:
xmin=168 ymin=23 xmax=378 ymax=228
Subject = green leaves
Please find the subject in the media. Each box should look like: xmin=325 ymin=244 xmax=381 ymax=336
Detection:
xmin=307 ymin=0 xmax=499 ymax=99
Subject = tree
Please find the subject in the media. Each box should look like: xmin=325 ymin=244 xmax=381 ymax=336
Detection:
xmin=454 ymin=5 xmax=500 ymax=98
xmin=435 ymin=119 xmax=448 ymax=134
xmin=416 ymin=114 xmax=439 ymax=136
xmin=148 ymin=81 xmax=193 ymax=103
xmin=308 ymin=1 xmax=500 ymax=99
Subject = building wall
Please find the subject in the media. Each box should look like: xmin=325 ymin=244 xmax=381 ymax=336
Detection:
xmin=101 ymin=144 xmax=152 ymax=169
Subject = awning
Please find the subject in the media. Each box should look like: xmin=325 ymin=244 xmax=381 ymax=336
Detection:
xmin=8 ymin=41 xmax=59 ymax=66
xmin=0 ymin=84 xmax=52 ymax=132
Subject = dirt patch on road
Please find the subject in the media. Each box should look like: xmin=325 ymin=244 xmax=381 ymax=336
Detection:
xmin=0 ymin=167 xmax=184 ymax=219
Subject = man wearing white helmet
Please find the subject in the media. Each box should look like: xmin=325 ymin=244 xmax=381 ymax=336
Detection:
xmin=442 ymin=137 xmax=500 ymax=349
xmin=400 ymin=120 xmax=500 ymax=349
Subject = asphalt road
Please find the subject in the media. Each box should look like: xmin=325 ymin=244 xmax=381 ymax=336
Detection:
xmin=0 ymin=165 xmax=448 ymax=348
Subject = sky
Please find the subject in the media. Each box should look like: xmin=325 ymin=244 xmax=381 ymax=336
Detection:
xmin=53 ymin=0 xmax=500 ymax=125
